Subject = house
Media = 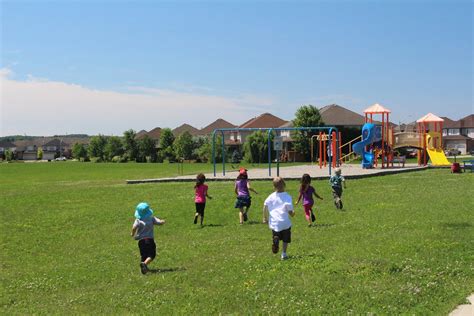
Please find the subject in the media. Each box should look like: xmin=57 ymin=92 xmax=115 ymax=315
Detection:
xmin=14 ymin=139 xmax=41 ymax=160
xmin=197 ymin=119 xmax=237 ymax=147
xmin=172 ymin=124 xmax=200 ymax=137
xmin=319 ymin=104 xmax=367 ymax=127
xmin=136 ymin=130 xmax=148 ymax=139
xmin=42 ymin=138 xmax=68 ymax=160
xmin=198 ymin=118 xmax=236 ymax=136
xmin=0 ymin=140 xmax=17 ymax=159
xmin=442 ymin=114 xmax=474 ymax=154
xmin=236 ymin=113 xmax=288 ymax=144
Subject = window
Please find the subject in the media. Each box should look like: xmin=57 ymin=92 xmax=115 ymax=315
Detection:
xmin=448 ymin=129 xmax=460 ymax=135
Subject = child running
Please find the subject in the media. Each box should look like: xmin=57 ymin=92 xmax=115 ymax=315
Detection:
xmin=130 ymin=202 xmax=165 ymax=274
xmin=194 ymin=173 xmax=212 ymax=226
xmin=330 ymin=168 xmax=346 ymax=209
xmin=295 ymin=173 xmax=323 ymax=227
xmin=262 ymin=177 xmax=295 ymax=260
xmin=234 ymin=168 xmax=258 ymax=224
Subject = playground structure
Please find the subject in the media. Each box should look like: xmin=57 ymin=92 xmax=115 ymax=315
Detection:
xmin=309 ymin=131 xmax=342 ymax=169
xmin=350 ymin=104 xmax=451 ymax=168
xmin=212 ymin=127 xmax=340 ymax=177
xmin=416 ymin=113 xmax=450 ymax=166
xmin=211 ymin=108 xmax=451 ymax=176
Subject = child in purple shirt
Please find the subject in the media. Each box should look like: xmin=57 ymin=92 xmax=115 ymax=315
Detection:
xmin=234 ymin=168 xmax=258 ymax=224
xmin=295 ymin=174 xmax=323 ymax=227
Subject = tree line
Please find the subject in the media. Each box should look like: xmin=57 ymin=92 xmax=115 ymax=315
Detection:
xmin=71 ymin=105 xmax=323 ymax=163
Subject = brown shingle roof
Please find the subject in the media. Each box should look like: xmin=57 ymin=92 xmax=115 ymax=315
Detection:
xmin=172 ymin=124 xmax=200 ymax=136
xmin=239 ymin=113 xmax=288 ymax=128
xmin=441 ymin=117 xmax=459 ymax=128
xmin=136 ymin=130 xmax=148 ymax=139
xmin=0 ymin=140 xmax=16 ymax=148
xmin=441 ymin=114 xmax=474 ymax=129
xmin=460 ymin=114 xmax=474 ymax=128
xmin=319 ymin=104 xmax=366 ymax=126
xmin=146 ymin=127 xmax=162 ymax=140
xmin=199 ymin=119 xmax=236 ymax=135
xmin=44 ymin=138 xmax=69 ymax=147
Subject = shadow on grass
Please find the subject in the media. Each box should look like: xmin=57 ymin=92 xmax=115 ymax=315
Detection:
xmin=246 ymin=220 xmax=263 ymax=225
xmin=148 ymin=267 xmax=186 ymax=274
xmin=287 ymin=253 xmax=323 ymax=261
xmin=440 ymin=222 xmax=472 ymax=229
xmin=312 ymin=223 xmax=335 ymax=228
xmin=202 ymin=223 xmax=224 ymax=228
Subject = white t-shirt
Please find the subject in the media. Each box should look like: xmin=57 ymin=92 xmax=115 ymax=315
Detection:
xmin=264 ymin=192 xmax=294 ymax=232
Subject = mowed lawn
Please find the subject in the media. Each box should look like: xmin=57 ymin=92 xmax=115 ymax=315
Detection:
xmin=1 ymin=163 xmax=473 ymax=314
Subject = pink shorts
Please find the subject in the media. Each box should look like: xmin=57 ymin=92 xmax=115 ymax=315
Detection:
xmin=303 ymin=204 xmax=313 ymax=220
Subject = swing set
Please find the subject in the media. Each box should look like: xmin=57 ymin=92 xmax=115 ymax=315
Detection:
xmin=212 ymin=126 xmax=340 ymax=177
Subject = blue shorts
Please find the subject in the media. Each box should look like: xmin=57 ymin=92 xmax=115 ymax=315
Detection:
xmin=235 ymin=195 xmax=251 ymax=209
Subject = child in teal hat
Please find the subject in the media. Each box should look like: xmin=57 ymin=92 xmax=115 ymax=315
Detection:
xmin=130 ymin=202 xmax=166 ymax=274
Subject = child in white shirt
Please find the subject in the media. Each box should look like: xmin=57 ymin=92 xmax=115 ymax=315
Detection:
xmin=262 ymin=177 xmax=295 ymax=260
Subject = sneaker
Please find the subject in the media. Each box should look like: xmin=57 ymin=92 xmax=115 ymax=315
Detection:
xmin=243 ymin=212 xmax=248 ymax=222
xmin=140 ymin=262 xmax=148 ymax=275
xmin=281 ymin=253 xmax=288 ymax=260
xmin=193 ymin=216 xmax=198 ymax=224
xmin=311 ymin=212 xmax=316 ymax=222
xmin=339 ymin=201 xmax=343 ymax=209
xmin=272 ymin=235 xmax=279 ymax=254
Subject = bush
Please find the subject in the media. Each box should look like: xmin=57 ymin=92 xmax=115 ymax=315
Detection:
xmin=90 ymin=157 xmax=103 ymax=163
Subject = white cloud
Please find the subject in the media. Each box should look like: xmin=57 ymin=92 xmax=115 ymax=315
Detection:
xmin=0 ymin=69 xmax=275 ymax=136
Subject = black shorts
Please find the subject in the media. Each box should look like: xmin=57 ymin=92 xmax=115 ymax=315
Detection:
xmin=195 ymin=203 xmax=206 ymax=216
xmin=272 ymin=227 xmax=291 ymax=243
xmin=138 ymin=238 xmax=156 ymax=262
xmin=332 ymin=186 xmax=343 ymax=199
xmin=235 ymin=196 xmax=251 ymax=209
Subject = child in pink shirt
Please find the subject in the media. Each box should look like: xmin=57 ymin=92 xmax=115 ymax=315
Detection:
xmin=194 ymin=173 xmax=212 ymax=226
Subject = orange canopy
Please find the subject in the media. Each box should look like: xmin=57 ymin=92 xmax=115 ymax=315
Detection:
xmin=416 ymin=113 xmax=444 ymax=123
xmin=364 ymin=103 xmax=391 ymax=114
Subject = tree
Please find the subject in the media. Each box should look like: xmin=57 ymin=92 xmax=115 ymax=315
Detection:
xmin=292 ymin=105 xmax=324 ymax=160
xmin=243 ymin=130 xmax=274 ymax=163
xmin=159 ymin=128 xmax=175 ymax=161
xmin=88 ymin=135 xmax=107 ymax=161
xmin=194 ymin=135 xmax=224 ymax=163
xmin=72 ymin=143 xmax=88 ymax=161
xmin=37 ymin=147 xmax=43 ymax=160
xmin=123 ymin=129 xmax=138 ymax=161
xmin=5 ymin=149 xmax=13 ymax=161
xmin=104 ymin=136 xmax=124 ymax=161
xmin=174 ymin=131 xmax=194 ymax=160
xmin=137 ymin=135 xmax=156 ymax=162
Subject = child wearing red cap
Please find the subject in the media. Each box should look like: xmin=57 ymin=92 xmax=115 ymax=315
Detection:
xmin=234 ymin=168 xmax=258 ymax=224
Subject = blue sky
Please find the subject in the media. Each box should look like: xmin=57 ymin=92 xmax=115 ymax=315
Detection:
xmin=1 ymin=0 xmax=472 ymax=136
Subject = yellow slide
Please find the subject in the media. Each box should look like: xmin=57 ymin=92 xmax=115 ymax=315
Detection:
xmin=425 ymin=133 xmax=450 ymax=166
xmin=427 ymin=148 xmax=450 ymax=166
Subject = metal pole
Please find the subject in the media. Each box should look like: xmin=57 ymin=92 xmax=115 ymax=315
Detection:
xmin=268 ymin=129 xmax=272 ymax=177
xmin=212 ymin=130 xmax=216 ymax=176
xmin=221 ymin=131 xmax=226 ymax=176
xmin=328 ymin=128 xmax=333 ymax=175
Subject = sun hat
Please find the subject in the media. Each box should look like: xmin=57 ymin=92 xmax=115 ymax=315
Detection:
xmin=135 ymin=202 xmax=153 ymax=220
xmin=239 ymin=168 xmax=248 ymax=175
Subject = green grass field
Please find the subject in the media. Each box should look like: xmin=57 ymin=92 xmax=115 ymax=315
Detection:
xmin=1 ymin=163 xmax=473 ymax=314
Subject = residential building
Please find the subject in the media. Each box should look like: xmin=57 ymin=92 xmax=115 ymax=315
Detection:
xmin=172 ymin=124 xmax=200 ymax=137
xmin=0 ymin=140 xmax=16 ymax=159
xmin=42 ymin=138 xmax=68 ymax=160
xmin=442 ymin=114 xmax=474 ymax=154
